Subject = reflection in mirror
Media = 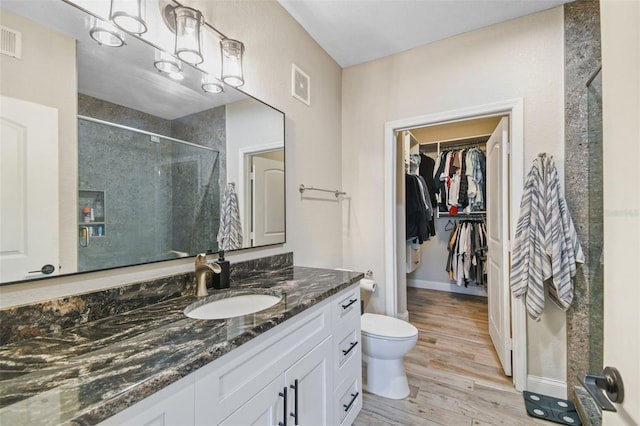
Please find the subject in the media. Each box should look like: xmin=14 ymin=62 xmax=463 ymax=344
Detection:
xmin=0 ymin=0 xmax=285 ymax=285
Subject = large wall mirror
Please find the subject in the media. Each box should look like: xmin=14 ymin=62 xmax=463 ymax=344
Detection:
xmin=0 ymin=0 xmax=285 ymax=285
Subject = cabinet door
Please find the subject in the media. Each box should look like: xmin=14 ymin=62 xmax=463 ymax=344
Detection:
xmin=220 ymin=376 xmax=286 ymax=426
xmin=98 ymin=375 xmax=195 ymax=426
xmin=284 ymin=338 xmax=332 ymax=426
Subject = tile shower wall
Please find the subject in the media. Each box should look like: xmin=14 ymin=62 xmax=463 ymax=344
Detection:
xmin=77 ymin=95 xmax=224 ymax=271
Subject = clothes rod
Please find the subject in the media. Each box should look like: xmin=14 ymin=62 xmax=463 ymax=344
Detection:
xmin=299 ymin=184 xmax=346 ymax=198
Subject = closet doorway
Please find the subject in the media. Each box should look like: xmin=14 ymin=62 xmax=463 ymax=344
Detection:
xmin=383 ymin=99 xmax=526 ymax=391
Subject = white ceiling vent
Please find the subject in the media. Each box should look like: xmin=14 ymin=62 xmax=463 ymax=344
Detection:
xmin=1 ymin=25 xmax=22 ymax=59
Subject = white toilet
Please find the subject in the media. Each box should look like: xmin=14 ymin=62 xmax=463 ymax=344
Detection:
xmin=361 ymin=312 xmax=418 ymax=399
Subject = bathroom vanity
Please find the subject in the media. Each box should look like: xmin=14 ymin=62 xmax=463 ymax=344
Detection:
xmin=0 ymin=264 xmax=363 ymax=425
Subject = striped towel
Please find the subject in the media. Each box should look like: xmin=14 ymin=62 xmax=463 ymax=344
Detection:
xmin=217 ymin=182 xmax=243 ymax=251
xmin=510 ymin=154 xmax=584 ymax=321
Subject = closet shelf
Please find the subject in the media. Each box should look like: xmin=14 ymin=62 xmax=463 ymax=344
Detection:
xmin=438 ymin=211 xmax=486 ymax=218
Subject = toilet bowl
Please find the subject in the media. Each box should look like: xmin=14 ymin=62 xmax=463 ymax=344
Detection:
xmin=361 ymin=313 xmax=418 ymax=399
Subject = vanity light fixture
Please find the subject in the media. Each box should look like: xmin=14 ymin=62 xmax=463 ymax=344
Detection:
xmin=201 ymin=74 xmax=224 ymax=94
xmin=174 ymin=6 xmax=204 ymax=65
xmin=220 ymin=38 xmax=244 ymax=87
xmin=89 ymin=18 xmax=125 ymax=47
xmin=110 ymin=0 xmax=147 ymax=35
xmin=159 ymin=2 xmax=246 ymax=87
xmin=154 ymin=49 xmax=181 ymax=74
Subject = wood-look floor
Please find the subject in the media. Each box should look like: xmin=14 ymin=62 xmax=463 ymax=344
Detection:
xmin=354 ymin=288 xmax=547 ymax=426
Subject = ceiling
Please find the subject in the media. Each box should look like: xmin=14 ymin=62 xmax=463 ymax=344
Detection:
xmin=277 ymin=0 xmax=572 ymax=68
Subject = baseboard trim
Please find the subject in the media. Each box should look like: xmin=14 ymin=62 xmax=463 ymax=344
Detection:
xmin=527 ymin=375 xmax=568 ymax=400
xmin=407 ymin=279 xmax=487 ymax=297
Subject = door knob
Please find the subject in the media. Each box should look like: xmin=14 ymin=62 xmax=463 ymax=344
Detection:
xmin=579 ymin=366 xmax=625 ymax=412
xmin=28 ymin=264 xmax=55 ymax=275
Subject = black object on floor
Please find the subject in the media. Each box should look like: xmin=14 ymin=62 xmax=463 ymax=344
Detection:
xmin=523 ymin=391 xmax=582 ymax=425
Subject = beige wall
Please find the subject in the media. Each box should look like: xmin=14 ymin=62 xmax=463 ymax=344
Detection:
xmin=197 ymin=0 xmax=344 ymax=267
xmin=0 ymin=0 xmax=343 ymax=307
xmin=601 ymin=0 xmax=640 ymax=422
xmin=342 ymin=7 xmax=567 ymax=386
xmin=0 ymin=9 xmax=78 ymax=277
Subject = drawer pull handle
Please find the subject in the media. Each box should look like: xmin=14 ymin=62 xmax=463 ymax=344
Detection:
xmin=278 ymin=386 xmax=287 ymax=426
xmin=341 ymin=298 xmax=358 ymax=310
xmin=343 ymin=392 xmax=359 ymax=412
xmin=289 ymin=379 xmax=299 ymax=425
xmin=342 ymin=341 xmax=359 ymax=356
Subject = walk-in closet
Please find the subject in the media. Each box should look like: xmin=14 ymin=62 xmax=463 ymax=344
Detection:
xmin=399 ymin=114 xmax=513 ymax=379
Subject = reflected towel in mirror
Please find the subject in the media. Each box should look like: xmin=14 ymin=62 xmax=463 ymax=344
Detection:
xmin=217 ymin=182 xmax=243 ymax=251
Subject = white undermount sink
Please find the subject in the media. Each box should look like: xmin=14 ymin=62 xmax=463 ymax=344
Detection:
xmin=184 ymin=294 xmax=282 ymax=320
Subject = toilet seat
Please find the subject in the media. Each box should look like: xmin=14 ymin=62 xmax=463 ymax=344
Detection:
xmin=361 ymin=313 xmax=418 ymax=340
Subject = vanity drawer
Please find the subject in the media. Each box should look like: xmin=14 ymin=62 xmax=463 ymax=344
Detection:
xmin=332 ymin=284 xmax=360 ymax=328
xmin=335 ymin=373 xmax=362 ymax=426
xmin=336 ymin=326 xmax=360 ymax=368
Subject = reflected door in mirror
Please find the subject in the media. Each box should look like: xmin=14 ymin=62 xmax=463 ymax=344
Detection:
xmin=0 ymin=96 xmax=60 ymax=282
xmin=251 ymin=152 xmax=285 ymax=246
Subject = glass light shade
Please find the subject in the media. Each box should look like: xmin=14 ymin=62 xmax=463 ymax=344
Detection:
xmin=89 ymin=18 xmax=125 ymax=47
xmin=221 ymin=39 xmax=244 ymax=87
xmin=174 ymin=6 xmax=204 ymax=65
xmin=154 ymin=49 xmax=181 ymax=74
xmin=201 ymin=74 xmax=224 ymax=94
xmin=110 ymin=0 xmax=147 ymax=35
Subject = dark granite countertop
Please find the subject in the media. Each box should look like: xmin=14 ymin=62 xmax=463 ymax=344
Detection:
xmin=0 ymin=266 xmax=363 ymax=425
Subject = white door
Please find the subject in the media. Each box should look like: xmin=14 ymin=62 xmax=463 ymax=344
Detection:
xmin=0 ymin=96 xmax=59 ymax=282
xmin=252 ymin=153 xmax=285 ymax=246
xmin=601 ymin=0 xmax=639 ymax=423
xmin=220 ymin=376 xmax=285 ymax=426
xmin=486 ymin=116 xmax=512 ymax=376
xmin=284 ymin=338 xmax=332 ymax=426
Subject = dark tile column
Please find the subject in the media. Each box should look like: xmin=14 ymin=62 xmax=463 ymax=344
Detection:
xmin=564 ymin=0 xmax=601 ymax=404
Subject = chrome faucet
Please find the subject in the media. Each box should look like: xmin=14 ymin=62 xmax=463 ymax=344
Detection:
xmin=194 ymin=254 xmax=222 ymax=297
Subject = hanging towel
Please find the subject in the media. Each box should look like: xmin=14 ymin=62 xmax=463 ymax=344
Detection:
xmin=217 ymin=182 xmax=243 ymax=251
xmin=510 ymin=154 xmax=584 ymax=321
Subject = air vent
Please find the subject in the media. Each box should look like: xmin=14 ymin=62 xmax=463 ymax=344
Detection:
xmin=1 ymin=25 xmax=22 ymax=59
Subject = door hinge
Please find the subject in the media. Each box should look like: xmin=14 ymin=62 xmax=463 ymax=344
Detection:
xmin=507 ymin=338 xmax=513 ymax=351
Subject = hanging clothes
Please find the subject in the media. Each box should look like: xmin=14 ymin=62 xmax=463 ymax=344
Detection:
xmin=445 ymin=219 xmax=488 ymax=287
xmin=217 ymin=182 xmax=243 ymax=251
xmin=419 ymin=153 xmax=437 ymax=236
xmin=433 ymin=147 xmax=486 ymax=214
xmin=510 ymin=154 xmax=584 ymax=321
xmin=406 ymin=154 xmax=435 ymax=243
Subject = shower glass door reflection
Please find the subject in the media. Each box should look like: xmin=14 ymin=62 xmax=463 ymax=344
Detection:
xmin=78 ymin=117 xmax=220 ymax=272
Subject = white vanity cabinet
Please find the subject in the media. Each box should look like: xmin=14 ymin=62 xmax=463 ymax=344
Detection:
xmin=195 ymin=298 xmax=334 ymax=425
xmin=331 ymin=286 xmax=363 ymax=426
xmin=97 ymin=283 xmax=361 ymax=426
xmin=97 ymin=373 xmax=195 ymax=426
xmin=220 ymin=337 xmax=332 ymax=426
